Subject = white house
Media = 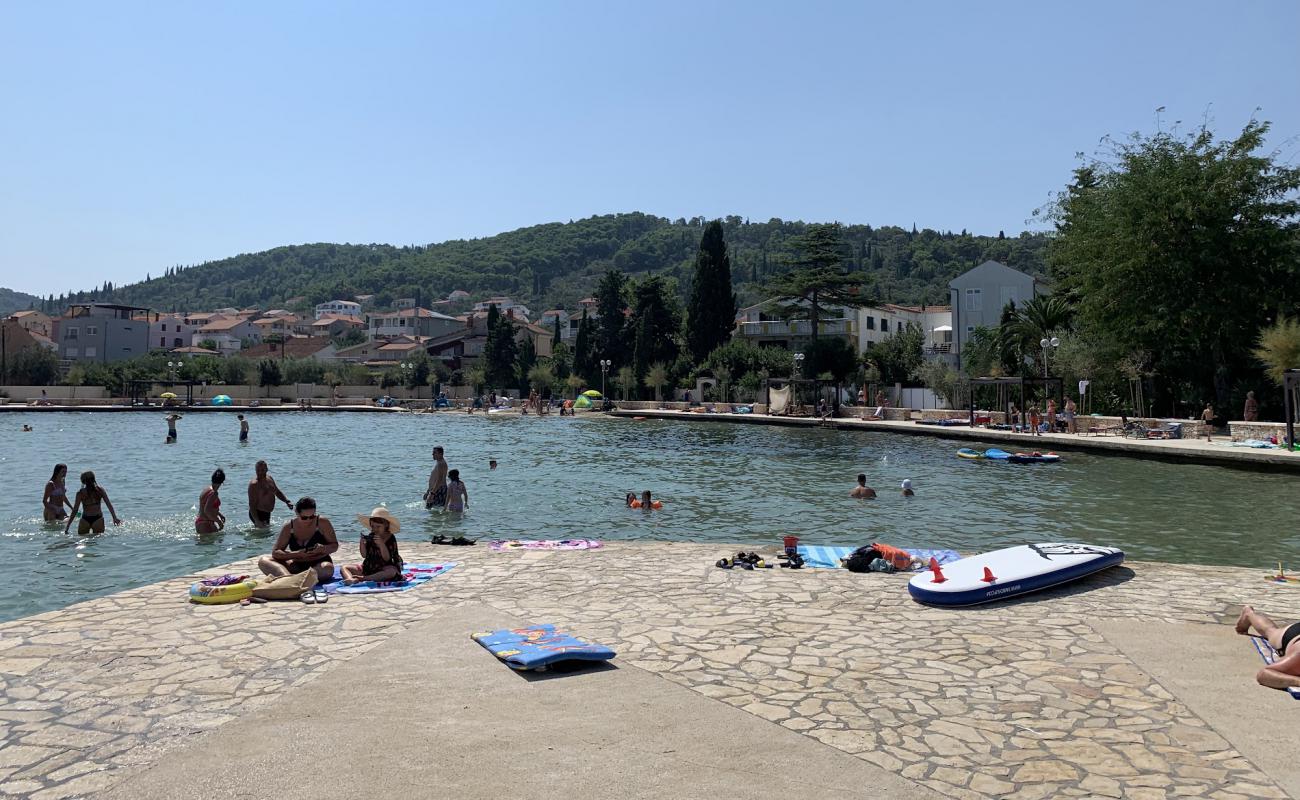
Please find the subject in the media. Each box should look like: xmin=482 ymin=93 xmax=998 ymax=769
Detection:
xmin=857 ymin=304 xmax=953 ymax=359
xmin=314 ymin=300 xmax=362 ymax=320
xmin=472 ymin=297 xmax=531 ymax=321
xmin=366 ymin=308 xmax=463 ymax=340
xmin=149 ymin=313 xmax=200 ymax=351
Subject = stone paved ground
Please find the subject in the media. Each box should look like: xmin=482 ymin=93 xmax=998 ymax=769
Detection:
xmin=0 ymin=542 xmax=1296 ymax=799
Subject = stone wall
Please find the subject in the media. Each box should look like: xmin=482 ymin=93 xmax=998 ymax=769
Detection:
xmin=1228 ymin=421 xmax=1289 ymax=442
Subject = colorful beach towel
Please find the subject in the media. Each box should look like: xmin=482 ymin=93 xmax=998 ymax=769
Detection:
xmin=320 ymin=562 xmax=457 ymax=594
xmin=488 ymin=539 xmax=604 ymax=552
xmin=1249 ymin=636 xmax=1300 ymax=700
xmin=796 ymin=545 xmax=961 ymax=571
xmin=471 ymin=624 xmax=615 ymax=671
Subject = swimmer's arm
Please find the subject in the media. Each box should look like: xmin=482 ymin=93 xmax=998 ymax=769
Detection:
xmin=43 ymin=482 xmax=54 ymax=508
xmin=269 ymin=478 xmax=291 ymax=506
xmin=247 ymin=482 xmax=258 ymax=510
xmin=101 ymin=490 xmax=121 ymax=525
xmin=64 ymin=493 xmax=81 ymax=533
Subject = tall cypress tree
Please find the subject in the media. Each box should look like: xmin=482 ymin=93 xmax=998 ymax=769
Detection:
xmin=573 ymin=310 xmax=593 ymax=386
xmin=594 ymin=269 xmax=630 ymax=369
xmin=629 ymin=276 xmax=682 ymax=380
xmin=686 ymin=220 xmax=737 ymax=363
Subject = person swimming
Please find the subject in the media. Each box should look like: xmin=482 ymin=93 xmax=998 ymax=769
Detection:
xmin=627 ymin=490 xmax=662 ymax=510
xmin=850 ymin=473 xmax=877 ymax=499
xmin=901 ymin=479 xmax=915 ymax=497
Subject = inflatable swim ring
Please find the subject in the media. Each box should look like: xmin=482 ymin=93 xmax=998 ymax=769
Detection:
xmin=629 ymin=500 xmax=663 ymax=509
xmin=189 ymin=579 xmax=257 ymax=605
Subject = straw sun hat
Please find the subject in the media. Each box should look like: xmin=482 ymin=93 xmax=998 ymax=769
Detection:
xmin=357 ymin=507 xmax=400 ymax=533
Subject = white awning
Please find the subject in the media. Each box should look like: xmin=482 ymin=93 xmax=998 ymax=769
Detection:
xmin=933 ymin=324 xmax=953 ymax=332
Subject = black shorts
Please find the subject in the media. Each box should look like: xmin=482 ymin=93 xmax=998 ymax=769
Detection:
xmin=425 ymin=485 xmax=447 ymax=509
xmin=249 ymin=509 xmax=272 ymax=527
xmin=1280 ymin=622 xmax=1300 ymax=657
xmin=239 ymin=431 xmax=248 ymax=442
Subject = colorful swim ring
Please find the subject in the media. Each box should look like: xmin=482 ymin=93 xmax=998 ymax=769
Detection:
xmin=629 ymin=500 xmax=663 ymax=509
xmin=189 ymin=579 xmax=257 ymax=604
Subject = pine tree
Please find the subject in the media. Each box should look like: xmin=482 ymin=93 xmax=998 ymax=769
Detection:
xmin=686 ymin=220 xmax=738 ymax=364
xmin=629 ymin=276 xmax=682 ymax=381
xmin=763 ymin=223 xmax=874 ymax=342
xmin=594 ymin=269 xmax=629 ymax=369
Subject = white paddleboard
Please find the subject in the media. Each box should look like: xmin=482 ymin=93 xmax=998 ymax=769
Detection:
xmin=907 ymin=543 xmax=1124 ymax=606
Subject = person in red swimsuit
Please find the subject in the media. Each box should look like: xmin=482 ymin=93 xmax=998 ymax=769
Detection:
xmin=195 ymin=468 xmax=226 ymax=534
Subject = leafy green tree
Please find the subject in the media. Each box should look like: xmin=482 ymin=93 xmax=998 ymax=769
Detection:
xmin=572 ymin=310 xmax=594 ymax=386
xmin=464 ymin=365 xmax=486 ymax=394
xmin=866 ymin=322 xmax=925 ymax=384
xmin=802 ymin=337 xmax=858 ymax=383
xmin=482 ymin=304 xmax=519 ymax=391
xmin=643 ymin=362 xmax=669 ymax=402
xmin=221 ymin=356 xmax=252 ymax=385
xmin=763 ymin=224 xmax=873 ymax=341
xmin=917 ymin=360 xmax=967 ymax=408
xmin=527 ymin=362 xmax=556 ymax=396
xmin=256 ymin=359 xmax=282 ymax=393
xmin=334 ymin=328 xmax=366 ymax=347
xmin=594 ymin=269 xmax=630 ymax=369
xmin=701 ymin=339 xmax=794 ymax=381
xmin=1255 ymin=316 xmax=1300 ymax=386
xmin=7 ymin=345 xmax=60 ymax=385
xmin=629 ymin=276 xmax=682 ymax=381
xmin=686 ymin=220 xmax=738 ymax=363
xmin=962 ymin=326 xmax=1001 ymax=376
xmin=1007 ymin=296 xmax=1073 ymax=375
xmin=614 ymin=365 xmax=636 ymax=400
xmin=515 ymin=336 xmax=537 ymax=392
xmin=564 ymin=373 xmax=584 ymax=399
xmin=1045 ymin=120 xmax=1300 ymax=408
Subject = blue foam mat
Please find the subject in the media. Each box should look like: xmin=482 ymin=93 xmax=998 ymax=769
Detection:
xmin=796 ymin=545 xmax=961 ymax=571
xmin=471 ymin=624 xmax=615 ymax=671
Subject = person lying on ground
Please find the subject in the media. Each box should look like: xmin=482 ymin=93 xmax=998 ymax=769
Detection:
xmin=1236 ymin=605 xmax=1300 ymax=691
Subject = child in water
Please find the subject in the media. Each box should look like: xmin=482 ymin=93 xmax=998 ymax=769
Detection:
xmin=901 ymin=479 xmax=915 ymax=497
xmin=626 ymin=490 xmax=662 ymax=510
xmin=444 ymin=469 xmax=468 ymax=513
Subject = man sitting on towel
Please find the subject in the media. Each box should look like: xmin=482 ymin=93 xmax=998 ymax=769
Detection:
xmin=1236 ymin=606 xmax=1300 ymax=691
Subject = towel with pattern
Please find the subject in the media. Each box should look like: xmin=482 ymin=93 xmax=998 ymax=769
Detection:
xmin=320 ymin=562 xmax=457 ymax=594
xmin=796 ymin=545 xmax=961 ymax=571
xmin=488 ymin=539 xmax=604 ymax=552
xmin=1249 ymin=635 xmax=1300 ymax=700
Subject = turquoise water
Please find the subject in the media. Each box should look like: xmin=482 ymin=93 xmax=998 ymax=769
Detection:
xmin=1 ymin=411 xmax=1298 ymax=622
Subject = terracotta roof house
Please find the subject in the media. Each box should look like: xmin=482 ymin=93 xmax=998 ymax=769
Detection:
xmin=241 ymin=336 xmax=334 ymax=360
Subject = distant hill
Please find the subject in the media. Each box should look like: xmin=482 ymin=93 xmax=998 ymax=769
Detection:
xmin=0 ymin=287 xmax=42 ymax=317
xmin=48 ymin=213 xmax=1049 ymax=314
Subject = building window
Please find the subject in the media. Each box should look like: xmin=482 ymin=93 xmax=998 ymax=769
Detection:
xmin=174 ymin=338 xmax=183 ymax=347
xmin=160 ymin=337 xmax=166 ymax=347
xmin=84 ymin=347 xmax=97 ymax=358
xmin=865 ymin=317 xmax=875 ymax=330
xmin=66 ymin=327 xmax=79 ymax=339
xmin=86 ymin=326 xmax=99 ymax=335
xmin=881 ymin=319 xmax=890 ymax=332
xmin=65 ymin=347 xmax=78 ymax=357
xmin=161 ymin=324 xmax=167 ymax=332
xmin=965 ymin=288 xmax=982 ymax=312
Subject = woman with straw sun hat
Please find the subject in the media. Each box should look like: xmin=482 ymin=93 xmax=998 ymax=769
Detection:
xmin=341 ymin=507 xmax=405 ymax=585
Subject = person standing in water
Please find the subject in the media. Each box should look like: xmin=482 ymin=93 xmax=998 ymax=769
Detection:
xmin=195 ymin=469 xmax=226 ymax=534
xmin=424 ymin=446 xmax=449 ymax=509
xmin=901 ymin=479 xmax=915 ymax=497
xmin=238 ymin=414 xmax=249 ymax=442
xmin=65 ymin=471 xmax=122 ymax=534
xmin=443 ymin=469 xmax=469 ymax=513
xmin=850 ymin=473 xmax=877 ymax=499
xmin=43 ymin=463 xmax=73 ymax=521
xmin=247 ymin=460 xmax=292 ymax=527
xmin=164 ymin=413 xmax=181 ymax=443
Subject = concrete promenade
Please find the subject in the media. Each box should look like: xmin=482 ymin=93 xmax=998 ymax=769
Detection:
xmin=610 ymin=409 xmax=1300 ymax=472
xmin=1 ymin=542 xmax=1298 ymax=799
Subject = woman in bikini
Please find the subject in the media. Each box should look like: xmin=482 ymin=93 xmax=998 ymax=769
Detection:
xmin=64 ymin=471 xmax=122 ymax=534
xmin=43 ymin=463 xmax=73 ymax=522
xmin=195 ymin=468 xmax=227 ymax=534
xmin=258 ymin=497 xmax=338 ymax=583
xmin=341 ymin=507 xmax=404 ymax=585
xmin=1236 ymin=606 xmax=1300 ymax=691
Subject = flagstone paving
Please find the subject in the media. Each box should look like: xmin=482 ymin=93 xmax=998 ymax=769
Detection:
xmin=0 ymin=542 xmax=1295 ymax=799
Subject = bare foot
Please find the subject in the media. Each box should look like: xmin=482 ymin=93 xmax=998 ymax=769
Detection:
xmin=1236 ymin=606 xmax=1254 ymax=635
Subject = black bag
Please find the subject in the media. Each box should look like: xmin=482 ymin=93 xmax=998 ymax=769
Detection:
xmin=843 ymin=546 xmax=881 ymax=573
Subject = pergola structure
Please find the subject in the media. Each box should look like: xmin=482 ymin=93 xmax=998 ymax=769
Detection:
xmin=127 ymin=380 xmax=197 ymax=407
xmin=966 ymin=376 xmax=1063 ymax=428
xmin=1285 ymin=369 xmax=1299 ymax=449
xmin=762 ymin=377 xmax=843 ymax=416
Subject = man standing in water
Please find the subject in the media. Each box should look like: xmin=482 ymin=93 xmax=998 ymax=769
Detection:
xmin=247 ymin=460 xmax=292 ymax=527
xmin=424 ymin=445 xmax=449 ymax=509
xmin=850 ymin=473 xmax=877 ymax=499
xmin=164 ymin=413 xmax=181 ymax=443
xmin=238 ymin=414 xmax=249 ymax=442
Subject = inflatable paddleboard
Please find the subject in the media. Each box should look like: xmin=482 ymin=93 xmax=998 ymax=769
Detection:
xmin=983 ymin=448 xmax=1012 ymax=460
xmin=908 ymin=543 xmax=1124 ymax=606
xmin=1007 ymin=452 xmax=1061 ymax=464
xmin=956 ymin=448 xmax=985 ymax=459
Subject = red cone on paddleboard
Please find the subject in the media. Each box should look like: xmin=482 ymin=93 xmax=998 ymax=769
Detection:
xmin=981 ymin=566 xmax=997 ymax=583
xmin=929 ymin=557 xmax=947 ymax=583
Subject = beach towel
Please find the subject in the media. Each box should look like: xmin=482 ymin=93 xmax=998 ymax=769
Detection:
xmin=488 ymin=539 xmax=603 ymax=552
xmin=471 ymin=623 xmax=615 ymax=671
xmin=796 ymin=545 xmax=961 ymax=571
xmin=1249 ymin=636 xmax=1300 ymax=700
xmin=319 ymin=562 xmax=456 ymax=594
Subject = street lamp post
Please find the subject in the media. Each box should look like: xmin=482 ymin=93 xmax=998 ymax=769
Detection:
xmin=600 ymin=359 xmax=611 ymax=399
xmin=1038 ymin=337 xmax=1060 ymax=379
xmin=400 ymin=362 xmax=414 ymax=404
xmin=167 ymin=360 xmax=183 ymax=382
xmin=793 ymin=352 xmax=805 ymax=409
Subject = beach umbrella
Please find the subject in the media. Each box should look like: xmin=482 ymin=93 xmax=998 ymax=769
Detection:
xmin=212 ymin=395 xmax=233 ymax=406
xmin=160 ymin=392 xmax=178 ymax=399
xmin=581 ymin=389 xmax=603 ymax=397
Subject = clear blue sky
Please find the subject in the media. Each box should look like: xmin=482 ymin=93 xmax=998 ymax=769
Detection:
xmin=2 ymin=0 xmax=1297 ymax=297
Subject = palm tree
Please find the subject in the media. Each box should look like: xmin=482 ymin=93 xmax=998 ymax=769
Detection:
xmin=1010 ymin=296 xmax=1073 ymax=375
xmin=464 ymin=366 xmax=486 ymax=394
xmin=564 ymin=374 xmax=584 ymax=400
xmin=713 ymin=366 xmax=732 ymax=402
xmin=1255 ymin=316 xmax=1300 ymax=385
xmin=527 ymin=363 xmax=555 ymax=395
xmin=614 ymin=366 xmax=635 ymax=401
xmin=644 ymin=362 xmax=669 ymax=402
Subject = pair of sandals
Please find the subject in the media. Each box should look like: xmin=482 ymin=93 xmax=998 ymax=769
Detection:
xmin=431 ymin=535 xmax=476 ymax=546
xmin=717 ymin=552 xmax=770 ymax=570
xmin=299 ymin=588 xmax=329 ymax=604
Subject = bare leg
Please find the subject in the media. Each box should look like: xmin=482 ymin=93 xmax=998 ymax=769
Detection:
xmin=313 ymin=561 xmax=335 ymax=584
xmin=1257 ymin=668 xmax=1300 ymax=690
xmin=1236 ymin=605 xmax=1289 ymax=650
xmin=258 ymin=556 xmax=290 ymax=578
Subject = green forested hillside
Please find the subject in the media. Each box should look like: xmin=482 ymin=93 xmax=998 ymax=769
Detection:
xmin=38 ymin=213 xmax=1049 ymax=314
xmin=0 ymin=287 xmax=42 ymax=317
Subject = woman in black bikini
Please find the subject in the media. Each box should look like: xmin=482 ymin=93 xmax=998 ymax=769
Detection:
xmin=258 ymin=497 xmax=338 ymax=582
xmin=195 ymin=468 xmax=226 ymax=534
xmin=43 ymin=463 xmax=73 ymax=522
xmin=64 ymin=471 xmax=122 ymax=534
xmin=1236 ymin=606 xmax=1300 ymax=691
xmin=341 ymin=507 xmax=404 ymax=585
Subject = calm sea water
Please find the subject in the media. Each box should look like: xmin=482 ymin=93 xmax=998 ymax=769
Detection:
xmin=1 ymin=411 xmax=1297 ymax=622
